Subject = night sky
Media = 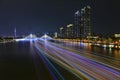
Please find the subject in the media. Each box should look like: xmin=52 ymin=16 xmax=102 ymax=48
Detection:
xmin=0 ymin=0 xmax=120 ymax=36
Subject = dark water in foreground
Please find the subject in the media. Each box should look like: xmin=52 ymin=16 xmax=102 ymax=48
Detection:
xmin=0 ymin=42 xmax=37 ymax=80
xmin=0 ymin=42 xmax=80 ymax=80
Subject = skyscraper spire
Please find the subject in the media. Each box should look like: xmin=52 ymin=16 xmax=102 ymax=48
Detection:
xmin=14 ymin=27 xmax=16 ymax=38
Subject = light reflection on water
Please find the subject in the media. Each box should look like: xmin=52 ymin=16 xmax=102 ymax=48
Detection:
xmin=62 ymin=41 xmax=120 ymax=60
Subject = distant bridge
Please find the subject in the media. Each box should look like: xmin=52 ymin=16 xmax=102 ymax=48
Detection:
xmin=15 ymin=34 xmax=53 ymax=42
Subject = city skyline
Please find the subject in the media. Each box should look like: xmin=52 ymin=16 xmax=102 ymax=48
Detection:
xmin=0 ymin=0 xmax=120 ymax=36
xmin=58 ymin=5 xmax=92 ymax=39
xmin=0 ymin=1 xmax=120 ymax=79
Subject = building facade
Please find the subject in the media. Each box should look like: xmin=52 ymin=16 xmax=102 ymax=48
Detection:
xmin=75 ymin=11 xmax=81 ymax=38
xmin=81 ymin=6 xmax=92 ymax=38
xmin=66 ymin=24 xmax=74 ymax=38
xmin=59 ymin=27 xmax=65 ymax=38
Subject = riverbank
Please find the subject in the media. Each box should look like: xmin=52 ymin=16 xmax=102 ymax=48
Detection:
xmin=54 ymin=39 xmax=120 ymax=49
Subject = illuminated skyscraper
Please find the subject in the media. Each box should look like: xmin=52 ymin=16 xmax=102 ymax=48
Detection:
xmin=66 ymin=24 xmax=74 ymax=38
xmin=54 ymin=32 xmax=58 ymax=38
xmin=75 ymin=11 xmax=81 ymax=38
xmin=59 ymin=27 xmax=64 ymax=38
xmin=81 ymin=6 xmax=92 ymax=38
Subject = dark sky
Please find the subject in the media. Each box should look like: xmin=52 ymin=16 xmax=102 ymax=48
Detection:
xmin=0 ymin=0 xmax=120 ymax=36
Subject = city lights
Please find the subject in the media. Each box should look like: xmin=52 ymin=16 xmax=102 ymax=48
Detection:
xmin=0 ymin=0 xmax=119 ymax=80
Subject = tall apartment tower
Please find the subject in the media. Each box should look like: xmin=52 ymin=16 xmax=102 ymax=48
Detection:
xmin=59 ymin=27 xmax=64 ymax=38
xmin=75 ymin=11 xmax=81 ymax=38
xmin=81 ymin=6 xmax=92 ymax=38
xmin=66 ymin=24 xmax=74 ymax=38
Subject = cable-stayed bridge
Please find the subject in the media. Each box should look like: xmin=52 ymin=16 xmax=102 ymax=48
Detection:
xmin=15 ymin=34 xmax=53 ymax=42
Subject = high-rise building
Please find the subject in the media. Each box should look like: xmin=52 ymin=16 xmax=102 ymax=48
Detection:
xmin=59 ymin=27 xmax=65 ymax=38
xmin=57 ymin=5 xmax=92 ymax=39
xmin=54 ymin=32 xmax=58 ymax=38
xmin=75 ymin=11 xmax=81 ymax=38
xmin=81 ymin=6 xmax=92 ymax=38
xmin=66 ymin=24 xmax=74 ymax=38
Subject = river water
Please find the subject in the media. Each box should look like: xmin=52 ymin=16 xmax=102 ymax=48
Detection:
xmin=62 ymin=41 xmax=120 ymax=60
xmin=0 ymin=41 xmax=80 ymax=80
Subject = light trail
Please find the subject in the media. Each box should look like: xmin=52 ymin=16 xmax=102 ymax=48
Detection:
xmin=32 ymin=40 xmax=65 ymax=80
xmin=34 ymin=40 xmax=89 ymax=80
xmin=30 ymin=40 xmax=41 ymax=80
xmin=33 ymin=39 xmax=120 ymax=80
xmin=50 ymin=41 xmax=120 ymax=71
